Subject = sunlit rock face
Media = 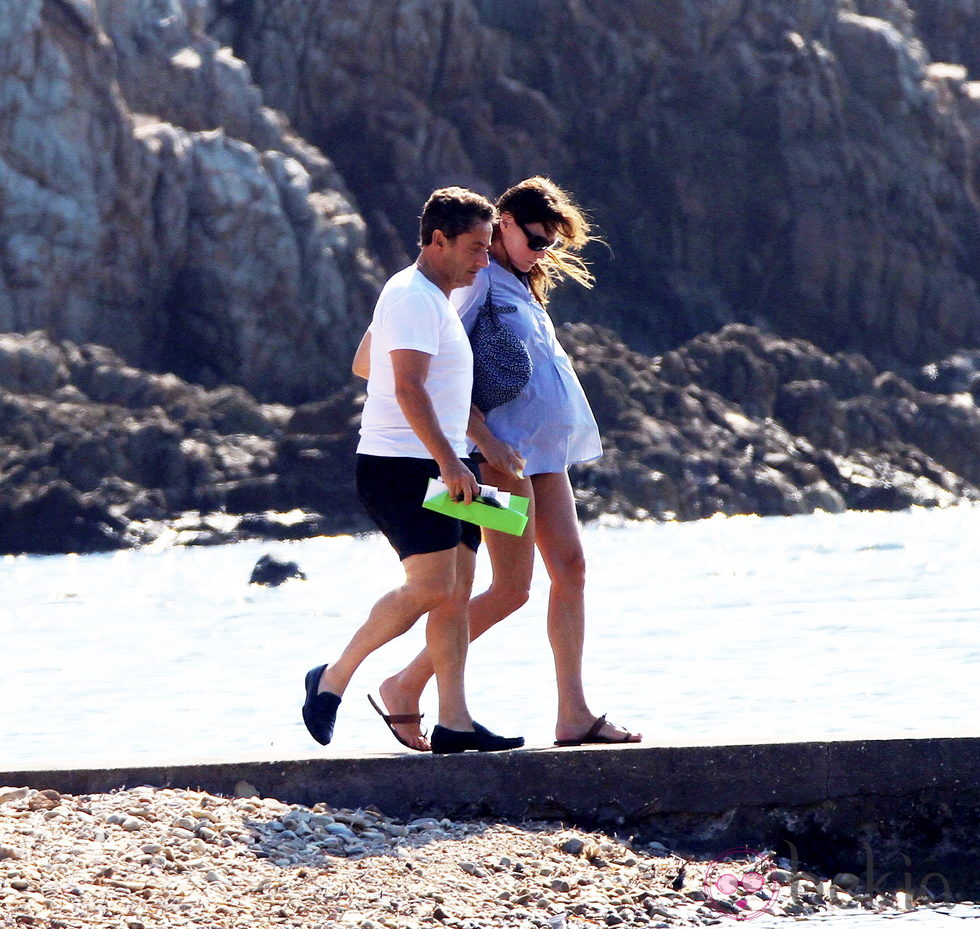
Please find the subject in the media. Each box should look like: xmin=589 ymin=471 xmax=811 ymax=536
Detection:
xmin=0 ymin=0 xmax=380 ymax=404
xmin=212 ymin=0 xmax=980 ymax=371
xmin=3 ymin=0 xmax=980 ymax=553
xmin=4 ymin=0 xmax=980 ymax=396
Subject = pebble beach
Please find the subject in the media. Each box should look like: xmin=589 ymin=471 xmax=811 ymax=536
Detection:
xmin=0 ymin=784 xmax=946 ymax=929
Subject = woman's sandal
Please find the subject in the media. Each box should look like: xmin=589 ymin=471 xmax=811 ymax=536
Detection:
xmin=554 ymin=713 xmax=640 ymax=747
xmin=367 ymin=694 xmax=429 ymax=752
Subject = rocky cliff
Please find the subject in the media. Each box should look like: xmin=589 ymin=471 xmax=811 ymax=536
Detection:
xmin=3 ymin=0 xmax=979 ymax=400
xmin=2 ymin=0 xmax=980 ymax=553
xmin=0 ymin=0 xmax=380 ymax=404
xmin=211 ymin=0 xmax=980 ymax=372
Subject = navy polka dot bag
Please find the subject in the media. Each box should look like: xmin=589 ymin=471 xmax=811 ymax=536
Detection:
xmin=469 ymin=282 xmax=533 ymax=413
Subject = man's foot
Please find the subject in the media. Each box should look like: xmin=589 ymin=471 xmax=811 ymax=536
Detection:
xmin=302 ymin=664 xmax=341 ymax=746
xmin=554 ymin=714 xmax=642 ymax=747
xmin=377 ymin=677 xmax=430 ymax=751
xmin=431 ymin=721 xmax=524 ymax=754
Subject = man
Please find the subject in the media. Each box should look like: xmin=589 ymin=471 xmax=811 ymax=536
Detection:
xmin=302 ymin=187 xmax=524 ymax=754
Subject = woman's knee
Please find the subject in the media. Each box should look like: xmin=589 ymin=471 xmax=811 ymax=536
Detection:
xmin=552 ymin=551 xmax=586 ymax=590
xmin=490 ymin=581 xmax=531 ymax=617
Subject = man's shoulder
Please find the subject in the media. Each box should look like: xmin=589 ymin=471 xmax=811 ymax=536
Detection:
xmin=382 ymin=265 xmax=431 ymax=295
xmin=378 ymin=265 xmax=445 ymax=314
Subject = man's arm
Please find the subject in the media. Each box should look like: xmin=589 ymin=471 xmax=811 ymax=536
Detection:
xmin=352 ymin=330 xmax=371 ymax=379
xmin=391 ymin=349 xmax=480 ymax=503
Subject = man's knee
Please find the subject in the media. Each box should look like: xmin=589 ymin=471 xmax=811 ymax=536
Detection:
xmin=406 ymin=574 xmax=456 ymax=612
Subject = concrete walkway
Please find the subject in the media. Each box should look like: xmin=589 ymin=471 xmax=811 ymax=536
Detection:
xmin=4 ymin=736 xmax=979 ymax=895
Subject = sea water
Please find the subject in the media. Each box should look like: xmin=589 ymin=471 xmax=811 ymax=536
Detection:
xmin=2 ymin=506 xmax=980 ymax=924
xmin=4 ymin=504 xmax=979 ymax=767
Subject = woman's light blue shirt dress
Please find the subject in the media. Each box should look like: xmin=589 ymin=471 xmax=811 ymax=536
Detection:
xmin=453 ymin=259 xmax=602 ymax=476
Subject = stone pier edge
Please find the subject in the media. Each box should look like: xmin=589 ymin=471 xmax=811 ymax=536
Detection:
xmin=4 ymin=736 xmax=979 ymax=896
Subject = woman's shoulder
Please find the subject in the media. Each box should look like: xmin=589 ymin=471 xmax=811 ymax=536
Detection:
xmin=451 ymin=267 xmax=491 ymax=318
xmin=487 ymin=261 xmax=536 ymax=310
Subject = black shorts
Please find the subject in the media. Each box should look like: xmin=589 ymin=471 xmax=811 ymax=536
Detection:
xmin=356 ymin=454 xmax=482 ymax=561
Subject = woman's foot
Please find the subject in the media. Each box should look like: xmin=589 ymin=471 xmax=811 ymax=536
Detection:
xmin=555 ymin=714 xmax=642 ymax=747
xmin=368 ymin=693 xmax=429 ymax=752
xmin=377 ymin=675 xmax=430 ymax=751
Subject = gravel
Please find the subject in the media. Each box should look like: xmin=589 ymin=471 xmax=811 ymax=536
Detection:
xmin=0 ymin=784 xmax=934 ymax=928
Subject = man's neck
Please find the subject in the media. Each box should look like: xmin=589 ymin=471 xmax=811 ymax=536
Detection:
xmin=416 ymin=253 xmax=451 ymax=297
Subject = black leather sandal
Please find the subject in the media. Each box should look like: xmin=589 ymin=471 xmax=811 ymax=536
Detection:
xmin=553 ymin=713 xmax=640 ymax=746
xmin=367 ymin=694 xmax=428 ymax=752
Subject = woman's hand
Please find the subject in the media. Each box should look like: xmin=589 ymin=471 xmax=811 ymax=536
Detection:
xmin=476 ymin=435 xmax=526 ymax=479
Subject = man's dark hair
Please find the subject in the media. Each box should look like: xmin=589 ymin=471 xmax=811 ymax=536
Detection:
xmin=419 ymin=186 xmax=495 ymax=246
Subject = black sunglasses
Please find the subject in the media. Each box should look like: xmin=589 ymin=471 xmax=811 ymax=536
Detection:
xmin=517 ymin=222 xmax=560 ymax=252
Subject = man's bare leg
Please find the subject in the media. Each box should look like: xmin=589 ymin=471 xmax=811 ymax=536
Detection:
xmin=317 ymin=546 xmax=459 ymax=699
xmin=423 ymin=542 xmax=476 ymax=732
xmin=379 ymin=466 xmax=535 ymax=746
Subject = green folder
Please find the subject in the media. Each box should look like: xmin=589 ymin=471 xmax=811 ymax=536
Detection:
xmin=422 ymin=478 xmax=529 ymax=537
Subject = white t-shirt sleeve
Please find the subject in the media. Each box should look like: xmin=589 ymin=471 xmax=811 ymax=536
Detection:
xmin=377 ymin=291 xmax=441 ymax=356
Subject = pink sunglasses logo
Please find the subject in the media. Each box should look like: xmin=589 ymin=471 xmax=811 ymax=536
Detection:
xmin=703 ymin=848 xmax=782 ymax=920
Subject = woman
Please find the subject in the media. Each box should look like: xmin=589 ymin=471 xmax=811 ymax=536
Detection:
xmin=368 ymin=176 xmax=640 ymax=750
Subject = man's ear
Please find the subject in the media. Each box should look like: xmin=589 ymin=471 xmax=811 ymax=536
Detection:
xmin=431 ymin=229 xmax=448 ymax=249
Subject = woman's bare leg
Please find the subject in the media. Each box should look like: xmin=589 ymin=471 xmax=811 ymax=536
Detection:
xmin=532 ymin=471 xmax=641 ymax=744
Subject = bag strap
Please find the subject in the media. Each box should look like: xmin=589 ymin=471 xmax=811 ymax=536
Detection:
xmin=480 ymin=279 xmax=495 ymax=315
xmin=479 ymin=278 xmax=518 ymax=316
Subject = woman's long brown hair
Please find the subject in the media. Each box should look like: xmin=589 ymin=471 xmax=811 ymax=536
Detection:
xmin=495 ymin=176 xmax=596 ymax=306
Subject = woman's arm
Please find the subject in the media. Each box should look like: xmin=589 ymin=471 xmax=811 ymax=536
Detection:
xmin=466 ymin=405 xmax=526 ymax=478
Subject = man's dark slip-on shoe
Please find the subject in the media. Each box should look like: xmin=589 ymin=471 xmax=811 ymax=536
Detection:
xmin=430 ymin=721 xmax=524 ymax=754
xmin=302 ymin=664 xmax=341 ymax=746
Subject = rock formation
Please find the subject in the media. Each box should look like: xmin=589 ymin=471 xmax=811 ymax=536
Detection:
xmin=567 ymin=323 xmax=980 ymax=522
xmin=907 ymin=0 xmax=980 ymax=79
xmin=212 ymin=0 xmax=980 ymax=374
xmin=0 ymin=0 xmax=380 ymax=404
xmin=2 ymin=0 xmax=980 ymax=553
xmin=2 ymin=325 xmax=979 ymax=555
xmin=5 ymin=0 xmax=979 ymax=405
xmin=248 ymin=553 xmax=306 ymax=586
xmin=0 ymin=330 xmax=370 ymax=554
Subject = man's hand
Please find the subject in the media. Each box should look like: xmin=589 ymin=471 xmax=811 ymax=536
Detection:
xmin=439 ymin=455 xmax=481 ymax=504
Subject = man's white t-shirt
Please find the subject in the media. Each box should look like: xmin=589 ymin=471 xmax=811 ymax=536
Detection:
xmin=357 ymin=264 xmax=473 ymax=459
